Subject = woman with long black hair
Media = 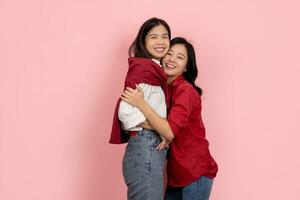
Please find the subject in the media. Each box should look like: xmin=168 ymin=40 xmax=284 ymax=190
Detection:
xmin=121 ymin=37 xmax=218 ymax=200
xmin=110 ymin=18 xmax=171 ymax=200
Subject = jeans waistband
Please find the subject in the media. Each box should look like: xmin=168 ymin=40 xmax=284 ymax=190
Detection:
xmin=128 ymin=129 xmax=158 ymax=137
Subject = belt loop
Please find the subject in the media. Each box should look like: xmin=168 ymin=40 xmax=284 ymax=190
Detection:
xmin=138 ymin=130 xmax=143 ymax=136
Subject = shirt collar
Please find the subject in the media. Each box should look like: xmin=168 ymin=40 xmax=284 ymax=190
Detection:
xmin=151 ymin=59 xmax=162 ymax=67
xmin=168 ymin=75 xmax=185 ymax=87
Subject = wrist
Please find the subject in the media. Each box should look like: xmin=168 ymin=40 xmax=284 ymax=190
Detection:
xmin=137 ymin=100 xmax=147 ymax=110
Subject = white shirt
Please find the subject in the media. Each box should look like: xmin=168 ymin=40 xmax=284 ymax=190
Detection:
xmin=118 ymin=59 xmax=167 ymax=131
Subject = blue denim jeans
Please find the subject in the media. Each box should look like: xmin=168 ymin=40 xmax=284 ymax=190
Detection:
xmin=165 ymin=176 xmax=214 ymax=200
xmin=122 ymin=129 xmax=168 ymax=200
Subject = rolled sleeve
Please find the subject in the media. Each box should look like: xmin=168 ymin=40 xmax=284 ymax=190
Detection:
xmin=118 ymin=83 xmax=152 ymax=130
xmin=118 ymin=100 xmax=146 ymax=129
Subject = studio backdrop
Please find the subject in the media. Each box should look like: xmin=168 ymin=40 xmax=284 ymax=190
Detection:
xmin=1 ymin=0 xmax=300 ymax=199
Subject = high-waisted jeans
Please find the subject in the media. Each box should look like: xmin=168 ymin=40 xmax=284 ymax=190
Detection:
xmin=122 ymin=129 xmax=167 ymax=200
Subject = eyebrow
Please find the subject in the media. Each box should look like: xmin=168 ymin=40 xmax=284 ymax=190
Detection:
xmin=168 ymin=50 xmax=186 ymax=58
xmin=178 ymin=53 xmax=186 ymax=57
xmin=148 ymin=33 xmax=169 ymax=36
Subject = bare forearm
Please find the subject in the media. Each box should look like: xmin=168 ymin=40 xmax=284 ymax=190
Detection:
xmin=138 ymin=120 xmax=154 ymax=130
xmin=138 ymin=102 xmax=174 ymax=142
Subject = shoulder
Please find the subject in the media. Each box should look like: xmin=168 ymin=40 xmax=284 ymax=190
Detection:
xmin=173 ymin=80 xmax=201 ymax=105
xmin=127 ymin=57 xmax=160 ymax=75
xmin=176 ymin=80 xmax=198 ymax=96
xmin=128 ymin=57 xmax=155 ymax=68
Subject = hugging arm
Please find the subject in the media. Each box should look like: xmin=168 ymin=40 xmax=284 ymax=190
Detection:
xmin=121 ymin=86 xmax=174 ymax=142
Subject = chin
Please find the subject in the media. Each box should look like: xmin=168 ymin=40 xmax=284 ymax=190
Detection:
xmin=154 ymin=55 xmax=164 ymax=59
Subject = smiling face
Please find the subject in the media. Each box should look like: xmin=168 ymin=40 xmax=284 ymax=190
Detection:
xmin=162 ymin=44 xmax=188 ymax=83
xmin=145 ymin=24 xmax=170 ymax=60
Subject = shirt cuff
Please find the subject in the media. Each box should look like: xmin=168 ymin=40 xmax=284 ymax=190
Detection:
xmin=168 ymin=121 xmax=181 ymax=138
xmin=120 ymin=111 xmax=146 ymax=130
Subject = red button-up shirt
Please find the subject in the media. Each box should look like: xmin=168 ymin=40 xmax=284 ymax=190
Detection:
xmin=167 ymin=75 xmax=218 ymax=187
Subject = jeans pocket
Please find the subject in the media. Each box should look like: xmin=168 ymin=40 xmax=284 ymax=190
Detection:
xmin=150 ymin=135 xmax=161 ymax=149
xmin=128 ymin=135 xmax=141 ymax=144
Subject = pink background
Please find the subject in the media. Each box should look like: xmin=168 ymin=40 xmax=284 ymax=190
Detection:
xmin=1 ymin=0 xmax=300 ymax=199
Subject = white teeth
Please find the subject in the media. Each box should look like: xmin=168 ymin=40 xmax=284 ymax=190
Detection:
xmin=154 ymin=47 xmax=164 ymax=53
xmin=166 ymin=63 xmax=175 ymax=69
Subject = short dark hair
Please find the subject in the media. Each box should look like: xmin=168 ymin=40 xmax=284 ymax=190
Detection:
xmin=128 ymin=18 xmax=171 ymax=58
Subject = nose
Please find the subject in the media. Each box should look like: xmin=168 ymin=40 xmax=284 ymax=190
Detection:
xmin=169 ymin=55 xmax=175 ymax=62
xmin=157 ymin=38 xmax=164 ymax=45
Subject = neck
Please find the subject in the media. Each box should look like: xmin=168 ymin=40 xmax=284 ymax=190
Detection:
xmin=152 ymin=58 xmax=161 ymax=62
xmin=167 ymin=76 xmax=176 ymax=85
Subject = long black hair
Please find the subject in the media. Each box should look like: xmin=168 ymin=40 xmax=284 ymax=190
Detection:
xmin=128 ymin=17 xmax=171 ymax=58
xmin=170 ymin=37 xmax=203 ymax=95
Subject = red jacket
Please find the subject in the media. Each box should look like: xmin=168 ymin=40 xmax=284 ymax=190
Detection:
xmin=167 ymin=75 xmax=218 ymax=186
xmin=109 ymin=57 xmax=168 ymax=144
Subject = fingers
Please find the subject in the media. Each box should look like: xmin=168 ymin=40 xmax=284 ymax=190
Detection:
xmin=156 ymin=141 xmax=165 ymax=151
xmin=156 ymin=142 xmax=162 ymax=151
xmin=123 ymin=89 xmax=133 ymax=96
xmin=120 ymin=95 xmax=127 ymax=100
xmin=124 ymin=85 xmax=144 ymax=99
xmin=122 ymin=85 xmax=144 ymax=105
xmin=135 ymin=84 xmax=143 ymax=92
xmin=124 ymin=87 xmax=142 ymax=97
xmin=121 ymin=92 xmax=131 ymax=100
xmin=124 ymin=85 xmax=143 ymax=93
xmin=121 ymin=93 xmax=133 ymax=105
xmin=157 ymin=136 xmax=168 ymax=151
xmin=122 ymin=88 xmax=136 ymax=99
xmin=156 ymin=141 xmax=169 ymax=151
xmin=125 ymin=87 xmax=135 ymax=92
xmin=120 ymin=96 xmax=129 ymax=103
